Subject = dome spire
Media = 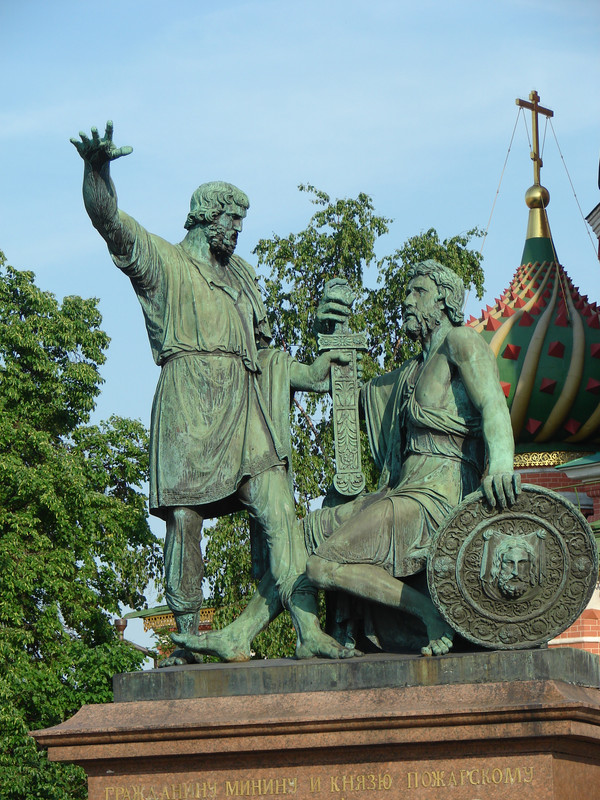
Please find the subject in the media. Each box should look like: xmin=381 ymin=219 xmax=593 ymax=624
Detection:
xmin=516 ymin=90 xmax=557 ymax=264
xmin=468 ymin=93 xmax=600 ymax=454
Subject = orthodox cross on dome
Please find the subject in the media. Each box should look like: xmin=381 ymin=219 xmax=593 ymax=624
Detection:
xmin=516 ymin=90 xmax=554 ymax=186
xmin=516 ymin=91 xmax=556 ymax=257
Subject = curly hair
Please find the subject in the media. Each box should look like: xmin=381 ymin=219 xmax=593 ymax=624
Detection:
xmin=184 ymin=181 xmax=250 ymax=230
xmin=407 ymin=259 xmax=465 ymax=325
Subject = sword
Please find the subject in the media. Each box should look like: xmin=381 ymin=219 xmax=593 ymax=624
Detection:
xmin=317 ymin=285 xmax=368 ymax=497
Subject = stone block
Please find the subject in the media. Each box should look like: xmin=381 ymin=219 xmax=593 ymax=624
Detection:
xmin=33 ymin=649 xmax=600 ymax=800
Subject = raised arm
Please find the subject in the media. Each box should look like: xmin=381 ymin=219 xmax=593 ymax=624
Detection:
xmin=70 ymin=121 xmax=134 ymax=257
xmin=446 ymin=326 xmax=521 ymax=508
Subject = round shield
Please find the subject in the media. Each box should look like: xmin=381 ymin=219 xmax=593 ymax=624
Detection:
xmin=427 ymin=484 xmax=598 ymax=650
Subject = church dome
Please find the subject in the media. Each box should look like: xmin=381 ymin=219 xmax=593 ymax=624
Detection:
xmin=466 ymin=92 xmax=600 ymax=454
xmin=467 ymin=259 xmax=600 ymax=452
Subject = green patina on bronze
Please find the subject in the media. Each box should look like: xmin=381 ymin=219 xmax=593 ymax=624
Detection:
xmin=317 ymin=280 xmax=368 ymax=497
xmin=428 ymin=485 xmax=598 ymax=649
xmin=72 ymin=122 xmax=358 ymax=665
xmin=177 ymin=261 xmax=523 ymax=660
xmin=72 ymin=124 xmax=595 ymax=665
xmin=303 ymin=262 xmax=522 ymax=655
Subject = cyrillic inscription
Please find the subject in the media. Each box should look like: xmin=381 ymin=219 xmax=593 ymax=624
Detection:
xmin=225 ymin=778 xmax=297 ymax=796
xmin=101 ymin=763 xmax=534 ymax=799
xmin=104 ymin=782 xmax=217 ymax=800
xmin=329 ymin=773 xmax=392 ymax=792
xmin=406 ymin=765 xmax=534 ymax=789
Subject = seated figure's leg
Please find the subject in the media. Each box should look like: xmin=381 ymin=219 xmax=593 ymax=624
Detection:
xmin=304 ymin=489 xmax=389 ymax=556
xmin=161 ymin=506 xmax=205 ymax=666
xmin=306 ymin=498 xmax=454 ymax=656
xmin=182 ymin=490 xmax=385 ymax=661
xmin=238 ymin=466 xmax=357 ymax=660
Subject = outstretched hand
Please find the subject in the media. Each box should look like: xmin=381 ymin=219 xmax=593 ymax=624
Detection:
xmin=70 ymin=120 xmax=132 ymax=170
xmin=482 ymin=471 xmax=521 ymax=509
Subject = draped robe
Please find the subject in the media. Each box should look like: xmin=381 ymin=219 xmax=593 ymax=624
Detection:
xmin=304 ymin=349 xmax=486 ymax=651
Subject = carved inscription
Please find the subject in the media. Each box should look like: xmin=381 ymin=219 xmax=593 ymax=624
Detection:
xmin=225 ymin=779 xmax=297 ymax=796
xmin=101 ymin=772 xmax=394 ymax=799
xmin=406 ymin=765 xmax=534 ymax=788
xmin=104 ymin=784 xmax=217 ymax=800
xmin=99 ymin=763 xmax=537 ymax=799
xmin=328 ymin=773 xmax=392 ymax=792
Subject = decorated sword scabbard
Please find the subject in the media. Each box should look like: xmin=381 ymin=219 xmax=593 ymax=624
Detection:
xmin=318 ymin=324 xmax=368 ymax=496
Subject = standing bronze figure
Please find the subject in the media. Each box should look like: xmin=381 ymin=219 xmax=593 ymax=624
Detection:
xmin=72 ymin=122 xmax=355 ymax=663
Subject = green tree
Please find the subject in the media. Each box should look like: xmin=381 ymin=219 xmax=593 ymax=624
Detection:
xmin=0 ymin=253 xmax=161 ymax=800
xmin=202 ymin=186 xmax=485 ymax=658
xmin=368 ymin=226 xmax=485 ymax=370
xmin=256 ymin=184 xmax=393 ymax=509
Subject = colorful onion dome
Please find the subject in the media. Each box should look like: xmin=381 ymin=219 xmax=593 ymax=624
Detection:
xmin=466 ymin=92 xmax=600 ymax=452
xmin=467 ymin=259 xmax=600 ymax=450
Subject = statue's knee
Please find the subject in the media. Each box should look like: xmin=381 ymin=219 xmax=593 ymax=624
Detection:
xmin=167 ymin=506 xmax=201 ymax=532
xmin=168 ymin=506 xmax=189 ymax=524
xmin=306 ymin=555 xmax=333 ymax=589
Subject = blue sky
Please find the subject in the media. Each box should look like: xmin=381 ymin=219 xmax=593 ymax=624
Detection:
xmin=1 ymin=0 xmax=599 ymax=627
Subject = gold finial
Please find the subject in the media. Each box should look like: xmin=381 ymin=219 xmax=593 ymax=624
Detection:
xmin=516 ymin=91 xmax=555 ymax=244
xmin=515 ymin=90 xmax=554 ymax=187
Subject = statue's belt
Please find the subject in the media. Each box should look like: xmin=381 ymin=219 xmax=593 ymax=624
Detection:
xmin=160 ymin=350 xmax=246 ymax=367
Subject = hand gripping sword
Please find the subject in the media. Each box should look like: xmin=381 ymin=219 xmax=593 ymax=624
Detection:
xmin=317 ymin=286 xmax=368 ymax=497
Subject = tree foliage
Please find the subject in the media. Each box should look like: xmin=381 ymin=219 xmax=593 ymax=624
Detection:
xmin=0 ymin=254 xmax=161 ymax=800
xmin=202 ymin=186 xmax=485 ymax=657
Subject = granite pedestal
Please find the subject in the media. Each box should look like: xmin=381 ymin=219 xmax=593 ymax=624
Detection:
xmin=34 ymin=648 xmax=600 ymax=800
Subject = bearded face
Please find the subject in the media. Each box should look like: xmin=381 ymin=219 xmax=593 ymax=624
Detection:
xmin=402 ymin=275 xmax=445 ymax=342
xmin=206 ymin=221 xmax=238 ymax=263
xmin=206 ymin=205 xmax=246 ymax=265
xmin=497 ymin=546 xmax=532 ymax=599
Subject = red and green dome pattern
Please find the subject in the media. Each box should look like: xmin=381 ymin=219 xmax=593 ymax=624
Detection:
xmin=466 ymin=260 xmax=600 ymax=451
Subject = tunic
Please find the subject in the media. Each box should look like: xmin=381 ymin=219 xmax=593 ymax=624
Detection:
xmin=305 ymin=353 xmax=485 ymax=577
xmin=111 ymin=212 xmax=291 ymax=520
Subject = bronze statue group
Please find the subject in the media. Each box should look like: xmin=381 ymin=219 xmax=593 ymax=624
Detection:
xmin=72 ymin=122 xmax=521 ymax=664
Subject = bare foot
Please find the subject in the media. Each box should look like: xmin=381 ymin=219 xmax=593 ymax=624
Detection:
xmin=295 ymin=628 xmax=360 ymax=660
xmin=170 ymin=630 xmax=253 ymax=662
xmin=420 ymin=611 xmax=454 ymax=657
xmin=159 ymin=647 xmax=202 ymax=667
